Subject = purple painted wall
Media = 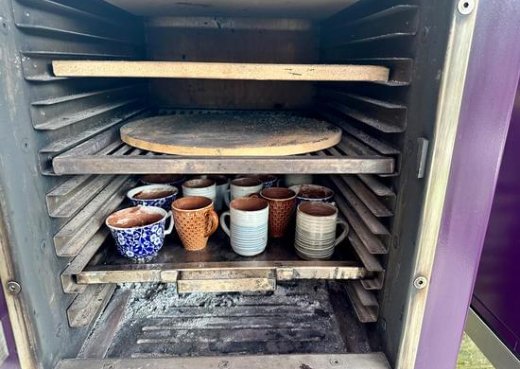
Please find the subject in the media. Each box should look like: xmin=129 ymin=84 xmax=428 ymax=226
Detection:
xmin=472 ymin=81 xmax=520 ymax=356
xmin=415 ymin=1 xmax=520 ymax=368
xmin=0 ymin=286 xmax=19 ymax=369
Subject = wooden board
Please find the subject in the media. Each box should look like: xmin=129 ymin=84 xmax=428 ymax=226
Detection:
xmin=52 ymin=61 xmax=390 ymax=82
xmin=120 ymin=113 xmax=343 ymax=156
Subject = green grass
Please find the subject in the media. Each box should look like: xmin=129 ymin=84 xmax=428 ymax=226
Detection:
xmin=457 ymin=333 xmax=494 ymax=369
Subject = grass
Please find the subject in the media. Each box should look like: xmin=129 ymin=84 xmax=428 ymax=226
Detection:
xmin=457 ymin=333 xmax=495 ymax=369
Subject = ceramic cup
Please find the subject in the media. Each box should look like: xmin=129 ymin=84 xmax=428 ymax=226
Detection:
xmin=289 ymin=184 xmax=335 ymax=204
xmin=172 ymin=196 xmax=219 ymax=251
xmin=236 ymin=174 xmax=278 ymax=188
xmin=220 ymin=197 xmax=269 ymax=257
xmin=284 ymin=174 xmax=313 ymax=187
xmin=257 ymin=187 xmax=297 ymax=238
xmin=224 ymin=177 xmax=263 ymax=206
xmin=106 ymin=206 xmax=173 ymax=261
xmin=295 ymin=202 xmax=349 ymax=260
xmin=182 ymin=178 xmax=217 ymax=203
xmin=126 ymin=184 xmax=179 ymax=210
xmin=193 ymin=175 xmax=230 ymax=212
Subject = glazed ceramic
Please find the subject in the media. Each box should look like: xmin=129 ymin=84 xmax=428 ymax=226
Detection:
xmin=126 ymin=184 xmax=179 ymax=210
xmin=295 ymin=202 xmax=348 ymax=260
xmin=182 ymin=178 xmax=217 ymax=202
xmin=258 ymin=187 xmax=297 ymax=238
xmin=284 ymin=174 xmax=313 ymax=187
xmin=289 ymin=184 xmax=335 ymax=204
xmin=237 ymin=174 xmax=278 ymax=188
xmin=220 ymin=197 xmax=269 ymax=256
xmin=172 ymin=196 xmax=219 ymax=251
xmin=195 ymin=175 xmax=230 ymax=212
xmin=106 ymin=206 xmax=173 ymax=261
xmin=225 ymin=177 xmax=263 ymax=206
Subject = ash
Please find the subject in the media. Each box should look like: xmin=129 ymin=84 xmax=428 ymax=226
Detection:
xmin=82 ymin=281 xmax=367 ymax=358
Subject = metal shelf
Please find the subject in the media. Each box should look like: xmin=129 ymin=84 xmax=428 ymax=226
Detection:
xmin=66 ymin=230 xmax=369 ymax=288
xmin=49 ymin=130 xmax=395 ymax=176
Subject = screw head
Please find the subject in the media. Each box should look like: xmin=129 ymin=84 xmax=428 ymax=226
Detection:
xmin=413 ymin=276 xmax=428 ymax=290
xmin=6 ymin=281 xmax=21 ymax=295
xmin=458 ymin=0 xmax=475 ymax=15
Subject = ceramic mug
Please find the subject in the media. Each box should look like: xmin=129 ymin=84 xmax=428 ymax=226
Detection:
xmin=220 ymin=197 xmax=269 ymax=256
xmin=236 ymin=174 xmax=278 ymax=188
xmin=106 ymin=206 xmax=174 ymax=261
xmin=182 ymin=178 xmax=217 ymax=202
xmin=257 ymin=187 xmax=297 ymax=238
xmin=126 ymin=184 xmax=179 ymax=210
xmin=289 ymin=184 xmax=335 ymax=204
xmin=295 ymin=202 xmax=349 ymax=260
xmin=224 ymin=177 xmax=263 ymax=206
xmin=284 ymin=174 xmax=313 ymax=187
xmin=194 ymin=175 xmax=230 ymax=212
xmin=172 ymin=196 xmax=219 ymax=251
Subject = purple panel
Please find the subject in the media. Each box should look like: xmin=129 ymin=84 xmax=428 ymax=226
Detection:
xmin=472 ymin=82 xmax=520 ymax=355
xmin=0 ymin=287 xmax=19 ymax=369
xmin=415 ymin=1 xmax=520 ymax=369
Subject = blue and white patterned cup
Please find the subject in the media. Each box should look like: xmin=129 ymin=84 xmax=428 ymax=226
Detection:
xmin=106 ymin=206 xmax=174 ymax=261
xmin=127 ymin=184 xmax=179 ymax=210
xmin=220 ymin=197 xmax=269 ymax=257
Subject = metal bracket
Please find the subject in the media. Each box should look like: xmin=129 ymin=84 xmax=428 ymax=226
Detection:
xmin=416 ymin=138 xmax=429 ymax=179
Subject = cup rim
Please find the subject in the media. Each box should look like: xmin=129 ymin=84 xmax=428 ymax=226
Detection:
xmin=172 ymin=196 xmax=214 ymax=212
xmin=205 ymin=175 xmax=230 ymax=186
xmin=290 ymin=184 xmax=335 ymax=200
xmin=298 ymin=202 xmax=337 ymax=217
xmin=230 ymin=196 xmax=269 ymax=212
xmin=231 ymin=177 xmax=263 ymax=187
xmin=106 ymin=206 xmax=168 ymax=230
xmin=127 ymin=184 xmax=179 ymax=201
xmin=260 ymin=187 xmax=297 ymax=201
xmin=182 ymin=178 xmax=216 ymax=189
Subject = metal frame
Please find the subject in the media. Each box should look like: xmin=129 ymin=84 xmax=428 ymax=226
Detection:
xmin=465 ymin=308 xmax=520 ymax=369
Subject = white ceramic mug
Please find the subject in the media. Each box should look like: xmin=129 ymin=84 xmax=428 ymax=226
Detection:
xmin=295 ymin=202 xmax=348 ymax=260
xmin=224 ymin=177 xmax=263 ymax=206
xmin=182 ymin=178 xmax=216 ymax=202
xmin=220 ymin=197 xmax=269 ymax=256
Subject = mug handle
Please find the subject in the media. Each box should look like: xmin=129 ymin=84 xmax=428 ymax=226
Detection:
xmin=220 ymin=211 xmax=231 ymax=238
xmin=205 ymin=209 xmax=219 ymax=237
xmin=164 ymin=211 xmax=174 ymax=236
xmin=334 ymin=218 xmax=349 ymax=246
xmin=224 ymin=189 xmax=231 ymax=207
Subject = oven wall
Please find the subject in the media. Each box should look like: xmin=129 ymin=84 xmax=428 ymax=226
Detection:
xmin=317 ymin=0 xmax=454 ymax=364
xmin=0 ymin=1 xmax=145 ymax=368
xmin=145 ymin=17 xmax=318 ymax=110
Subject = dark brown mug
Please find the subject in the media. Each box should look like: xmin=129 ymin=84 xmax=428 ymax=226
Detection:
xmin=172 ymin=196 xmax=219 ymax=251
xmin=257 ymin=187 xmax=297 ymax=238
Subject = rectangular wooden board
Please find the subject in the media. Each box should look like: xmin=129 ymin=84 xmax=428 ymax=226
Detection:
xmin=52 ymin=61 xmax=390 ymax=82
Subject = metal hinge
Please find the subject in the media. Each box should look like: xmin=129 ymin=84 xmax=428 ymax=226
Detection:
xmin=416 ymin=138 xmax=430 ymax=179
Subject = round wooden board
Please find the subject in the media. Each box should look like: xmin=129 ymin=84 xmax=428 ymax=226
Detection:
xmin=120 ymin=113 xmax=342 ymax=156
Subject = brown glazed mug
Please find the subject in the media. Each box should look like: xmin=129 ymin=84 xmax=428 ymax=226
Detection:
xmin=256 ymin=187 xmax=297 ymax=238
xmin=171 ymin=196 xmax=219 ymax=251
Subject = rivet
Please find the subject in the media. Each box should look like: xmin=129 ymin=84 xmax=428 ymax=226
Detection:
xmin=458 ymin=0 xmax=475 ymax=15
xmin=413 ymin=276 xmax=428 ymax=290
xmin=6 ymin=281 xmax=21 ymax=295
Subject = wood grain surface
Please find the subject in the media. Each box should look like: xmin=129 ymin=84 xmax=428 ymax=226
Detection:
xmin=120 ymin=113 xmax=343 ymax=156
xmin=52 ymin=61 xmax=390 ymax=82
